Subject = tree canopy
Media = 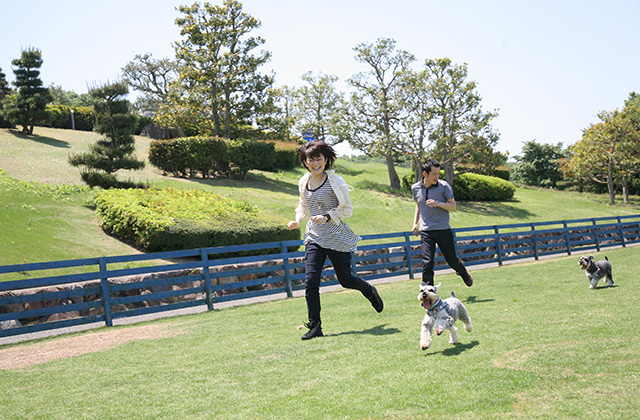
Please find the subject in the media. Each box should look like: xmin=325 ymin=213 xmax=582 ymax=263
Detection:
xmin=158 ymin=0 xmax=273 ymax=138
xmin=68 ymin=81 xmax=145 ymax=188
xmin=0 ymin=47 xmax=51 ymax=134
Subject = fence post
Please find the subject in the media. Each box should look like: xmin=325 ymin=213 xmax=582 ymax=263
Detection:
xmin=617 ymin=216 xmax=626 ymax=248
xmin=99 ymin=257 xmax=113 ymax=327
xmin=281 ymin=242 xmax=293 ymax=298
xmin=404 ymin=232 xmax=415 ymax=279
xmin=201 ymin=248 xmax=214 ymax=311
xmin=531 ymin=224 xmax=539 ymax=260
xmin=563 ymin=221 xmax=572 ymax=255
xmin=592 ymin=219 xmax=601 ymax=251
xmin=494 ymin=226 xmax=503 ymax=266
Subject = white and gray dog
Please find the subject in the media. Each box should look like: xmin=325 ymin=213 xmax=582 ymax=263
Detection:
xmin=417 ymin=283 xmax=472 ymax=350
xmin=578 ymin=255 xmax=613 ymax=289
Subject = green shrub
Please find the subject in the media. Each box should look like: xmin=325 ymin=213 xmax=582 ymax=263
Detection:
xmin=45 ymin=104 xmax=95 ymax=131
xmin=149 ymin=136 xmax=228 ymax=178
xmin=149 ymin=137 xmax=300 ymax=179
xmin=80 ymin=171 xmax=147 ymax=189
xmin=257 ymin=140 xmax=300 ymax=171
xmin=401 ymin=172 xmax=417 ymax=193
xmin=147 ymin=213 xmax=300 ymax=253
xmin=492 ymin=165 xmax=511 ymax=181
xmin=452 ymin=173 xmax=515 ymax=201
xmin=92 ymin=187 xmax=300 ymax=253
xmin=227 ymin=139 xmax=274 ymax=178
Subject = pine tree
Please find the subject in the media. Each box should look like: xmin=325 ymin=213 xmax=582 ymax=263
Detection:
xmin=0 ymin=67 xmax=15 ymax=128
xmin=1 ymin=48 xmax=51 ymax=134
xmin=69 ymin=81 xmax=145 ymax=188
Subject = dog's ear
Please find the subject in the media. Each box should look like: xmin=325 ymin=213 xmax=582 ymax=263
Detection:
xmin=588 ymin=255 xmax=595 ymax=262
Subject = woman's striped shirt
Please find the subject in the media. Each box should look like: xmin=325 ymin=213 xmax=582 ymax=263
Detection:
xmin=303 ymin=177 xmax=360 ymax=252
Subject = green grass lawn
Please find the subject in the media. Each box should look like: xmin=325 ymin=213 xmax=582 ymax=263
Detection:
xmin=2 ymin=126 xmax=640 ymax=267
xmin=2 ymin=127 xmax=640 ymax=419
xmin=1 ymin=246 xmax=638 ymax=419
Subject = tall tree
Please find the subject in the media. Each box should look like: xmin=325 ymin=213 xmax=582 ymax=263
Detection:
xmin=562 ymin=106 xmax=640 ymax=204
xmin=69 ymin=82 xmax=145 ymax=188
xmin=159 ymin=0 xmax=273 ymax=138
xmin=397 ymin=68 xmax=436 ymax=182
xmin=512 ymin=140 xmax=566 ymax=188
xmin=1 ymin=48 xmax=51 ymax=134
xmin=292 ymin=72 xmax=344 ymax=143
xmin=121 ymin=53 xmax=178 ymax=115
xmin=425 ymin=58 xmax=498 ymax=185
xmin=344 ymin=38 xmax=415 ymax=190
xmin=263 ymin=85 xmax=296 ymax=141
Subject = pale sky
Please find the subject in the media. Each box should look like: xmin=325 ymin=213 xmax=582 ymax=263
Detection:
xmin=1 ymin=0 xmax=638 ymax=158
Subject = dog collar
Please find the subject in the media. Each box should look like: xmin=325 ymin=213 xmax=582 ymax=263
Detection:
xmin=428 ymin=298 xmax=448 ymax=316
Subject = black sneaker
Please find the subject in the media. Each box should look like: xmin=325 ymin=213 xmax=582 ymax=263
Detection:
xmin=301 ymin=322 xmax=323 ymax=340
xmin=369 ymin=286 xmax=384 ymax=313
xmin=462 ymin=271 xmax=473 ymax=287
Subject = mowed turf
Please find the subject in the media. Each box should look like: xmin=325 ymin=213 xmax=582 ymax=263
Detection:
xmin=1 ymin=246 xmax=638 ymax=419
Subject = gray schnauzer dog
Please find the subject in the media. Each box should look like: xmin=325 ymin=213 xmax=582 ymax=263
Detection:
xmin=578 ymin=255 xmax=613 ymax=289
xmin=417 ymin=283 xmax=472 ymax=350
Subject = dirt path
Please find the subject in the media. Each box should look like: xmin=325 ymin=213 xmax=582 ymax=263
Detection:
xmin=0 ymin=323 xmax=181 ymax=370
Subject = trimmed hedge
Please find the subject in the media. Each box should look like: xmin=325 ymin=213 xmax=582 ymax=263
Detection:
xmin=401 ymin=171 xmax=515 ymax=201
xmin=452 ymin=173 xmax=515 ymax=201
xmin=148 ymin=136 xmax=300 ymax=179
xmin=44 ymin=104 xmax=95 ymax=131
xmin=92 ymin=187 xmax=300 ymax=253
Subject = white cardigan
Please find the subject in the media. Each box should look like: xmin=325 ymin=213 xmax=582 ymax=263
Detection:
xmin=294 ymin=170 xmax=353 ymax=226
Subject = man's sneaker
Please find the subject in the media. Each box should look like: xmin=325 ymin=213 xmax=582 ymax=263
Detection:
xmin=462 ymin=271 xmax=473 ymax=287
xmin=368 ymin=286 xmax=384 ymax=313
xmin=301 ymin=322 xmax=323 ymax=340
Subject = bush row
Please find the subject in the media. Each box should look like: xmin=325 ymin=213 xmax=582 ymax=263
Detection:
xmin=452 ymin=173 xmax=515 ymax=201
xmin=92 ymin=187 xmax=300 ymax=253
xmin=148 ymin=136 xmax=300 ymax=179
xmin=43 ymin=104 xmax=95 ymax=131
xmin=43 ymin=105 xmax=154 ymax=135
xmin=402 ymin=171 xmax=515 ymax=201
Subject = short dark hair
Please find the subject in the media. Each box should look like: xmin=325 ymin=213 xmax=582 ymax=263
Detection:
xmin=421 ymin=158 xmax=441 ymax=175
xmin=298 ymin=140 xmax=337 ymax=170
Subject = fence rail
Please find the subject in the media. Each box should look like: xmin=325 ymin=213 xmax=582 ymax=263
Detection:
xmin=1 ymin=214 xmax=639 ymax=339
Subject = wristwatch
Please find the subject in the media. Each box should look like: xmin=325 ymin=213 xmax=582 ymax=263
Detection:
xmin=324 ymin=213 xmax=331 ymax=221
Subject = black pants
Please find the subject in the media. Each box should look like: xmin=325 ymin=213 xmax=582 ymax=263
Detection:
xmin=420 ymin=229 xmax=468 ymax=286
xmin=304 ymin=241 xmax=373 ymax=324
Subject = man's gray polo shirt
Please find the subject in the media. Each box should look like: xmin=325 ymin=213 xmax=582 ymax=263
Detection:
xmin=411 ymin=179 xmax=454 ymax=231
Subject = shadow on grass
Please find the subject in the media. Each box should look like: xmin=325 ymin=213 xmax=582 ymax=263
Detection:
xmin=7 ymin=129 xmax=71 ymax=148
xmin=188 ymin=172 xmax=299 ymax=195
xmin=464 ymin=295 xmax=495 ymax=304
xmin=428 ymin=340 xmax=480 ymax=356
xmin=592 ymin=285 xmax=618 ymax=291
xmin=329 ymin=323 xmax=401 ymax=337
xmin=334 ymin=164 xmax=366 ymax=177
xmin=458 ymin=201 xmax=535 ymax=219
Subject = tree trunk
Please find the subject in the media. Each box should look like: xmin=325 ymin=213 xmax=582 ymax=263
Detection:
xmin=622 ymin=176 xmax=629 ymax=204
xmin=444 ymin=160 xmax=455 ymax=186
xmin=607 ymin=161 xmax=615 ymax=205
xmin=413 ymin=156 xmax=422 ymax=183
xmin=385 ymin=153 xmax=401 ymax=190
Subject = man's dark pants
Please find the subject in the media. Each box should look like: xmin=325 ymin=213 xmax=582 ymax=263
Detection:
xmin=420 ymin=229 xmax=467 ymax=286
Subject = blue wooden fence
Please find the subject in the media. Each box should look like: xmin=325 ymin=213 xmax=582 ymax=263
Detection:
xmin=1 ymin=215 xmax=639 ymax=339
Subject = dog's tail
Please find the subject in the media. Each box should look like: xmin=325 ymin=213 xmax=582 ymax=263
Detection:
xmin=451 ymin=291 xmax=456 ymax=298
xmin=605 ymin=256 xmax=608 ymax=261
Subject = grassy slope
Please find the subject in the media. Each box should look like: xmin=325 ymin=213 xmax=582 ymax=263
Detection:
xmin=1 ymin=126 xmax=640 ymax=267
